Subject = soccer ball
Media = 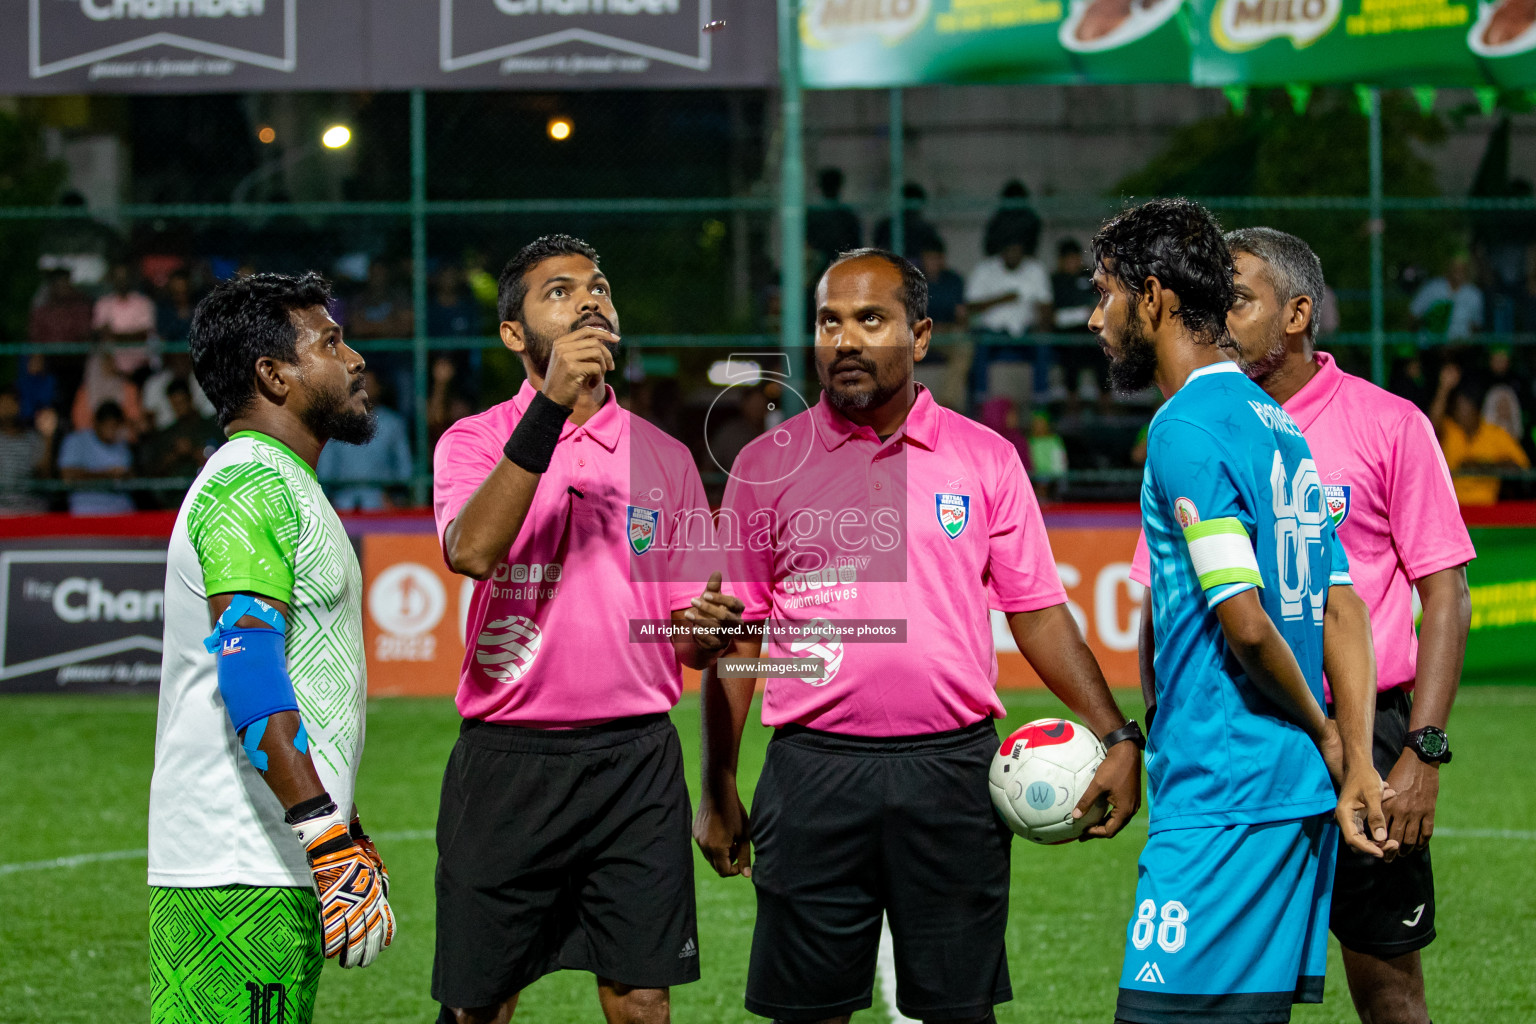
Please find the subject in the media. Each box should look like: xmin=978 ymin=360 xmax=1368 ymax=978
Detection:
xmin=989 ymin=718 xmax=1107 ymax=844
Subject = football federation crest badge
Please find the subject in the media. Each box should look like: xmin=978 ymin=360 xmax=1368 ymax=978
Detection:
xmin=627 ymin=505 xmax=659 ymax=555
xmin=1324 ymin=485 xmax=1351 ymax=527
xmin=936 ymin=492 xmax=970 ymax=538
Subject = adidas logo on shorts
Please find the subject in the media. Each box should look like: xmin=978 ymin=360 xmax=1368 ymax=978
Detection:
xmin=678 ymin=938 xmax=697 ymax=959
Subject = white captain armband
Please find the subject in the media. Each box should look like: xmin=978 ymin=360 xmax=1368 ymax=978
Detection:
xmin=1182 ymin=517 xmax=1263 ymax=596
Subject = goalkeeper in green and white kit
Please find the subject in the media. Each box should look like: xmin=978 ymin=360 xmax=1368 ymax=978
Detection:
xmin=148 ymin=272 xmax=393 ymax=1024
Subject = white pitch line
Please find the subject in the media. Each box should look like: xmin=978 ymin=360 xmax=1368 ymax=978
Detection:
xmin=0 ymin=848 xmax=147 ymax=876
xmin=1433 ymin=827 xmax=1536 ymax=840
xmin=4 ymin=827 xmax=1532 ymax=882
xmin=0 ymin=829 xmax=437 ymax=878
xmin=877 ymin=914 xmax=919 ymax=1024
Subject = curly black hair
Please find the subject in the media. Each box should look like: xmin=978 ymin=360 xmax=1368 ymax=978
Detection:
xmin=189 ymin=271 xmax=333 ymax=427
xmin=1091 ymin=198 xmax=1234 ymax=344
xmin=497 ymin=234 xmax=601 ymax=324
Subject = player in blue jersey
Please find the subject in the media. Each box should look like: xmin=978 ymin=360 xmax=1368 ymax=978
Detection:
xmin=1089 ymin=199 xmax=1395 ymax=1024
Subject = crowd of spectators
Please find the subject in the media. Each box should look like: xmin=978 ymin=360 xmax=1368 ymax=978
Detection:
xmin=8 ymin=180 xmax=1536 ymax=515
xmin=6 ymin=253 xmax=499 ymax=516
xmin=806 ymin=169 xmax=1536 ymax=503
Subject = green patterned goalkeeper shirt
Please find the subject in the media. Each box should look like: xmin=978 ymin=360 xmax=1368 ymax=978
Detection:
xmin=148 ymin=431 xmax=367 ymax=888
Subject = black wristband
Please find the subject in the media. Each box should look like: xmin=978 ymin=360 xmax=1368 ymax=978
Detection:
xmin=283 ymin=794 xmax=338 ymax=825
xmin=1102 ymin=720 xmax=1146 ymax=751
xmin=503 ymin=391 xmax=574 ymax=474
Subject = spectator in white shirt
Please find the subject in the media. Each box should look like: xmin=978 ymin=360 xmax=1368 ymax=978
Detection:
xmin=965 ymin=234 xmax=1057 ymax=403
xmin=1410 ymin=253 xmax=1484 ymax=341
xmin=964 ymin=239 xmax=1053 ymax=338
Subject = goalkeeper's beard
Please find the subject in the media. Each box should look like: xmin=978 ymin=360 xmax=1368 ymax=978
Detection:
xmin=302 ymin=372 xmax=377 ymax=446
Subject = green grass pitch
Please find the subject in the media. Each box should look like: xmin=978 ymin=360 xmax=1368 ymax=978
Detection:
xmin=2 ymin=688 xmax=1534 ymax=1023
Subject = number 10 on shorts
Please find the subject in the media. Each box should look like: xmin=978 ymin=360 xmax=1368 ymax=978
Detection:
xmin=1131 ymin=899 xmax=1188 ymax=953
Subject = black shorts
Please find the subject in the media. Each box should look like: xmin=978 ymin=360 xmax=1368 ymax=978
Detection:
xmin=745 ymin=719 xmax=1013 ymax=1022
xmin=431 ymin=713 xmax=699 ymax=1010
xmin=1330 ymin=686 xmax=1436 ymax=959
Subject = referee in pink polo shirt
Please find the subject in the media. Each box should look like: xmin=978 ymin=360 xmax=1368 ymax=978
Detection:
xmin=1133 ymin=227 xmax=1474 ymax=1024
xmin=432 ymin=235 xmax=741 ymax=1024
xmin=698 ymin=249 xmax=1144 ymax=1024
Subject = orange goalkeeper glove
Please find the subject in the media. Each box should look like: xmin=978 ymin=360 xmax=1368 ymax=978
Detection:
xmin=348 ymin=813 xmax=389 ymax=898
xmin=289 ymin=801 xmax=395 ymax=968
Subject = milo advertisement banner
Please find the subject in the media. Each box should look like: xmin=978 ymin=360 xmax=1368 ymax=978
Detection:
xmin=798 ymin=0 xmax=1536 ymax=88
xmin=798 ymin=0 xmax=1193 ymax=88
xmin=1191 ymin=0 xmax=1487 ymax=86
xmin=1467 ymin=0 xmax=1536 ymax=86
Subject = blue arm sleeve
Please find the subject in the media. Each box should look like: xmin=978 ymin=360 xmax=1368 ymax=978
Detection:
xmin=204 ymin=596 xmax=300 ymax=768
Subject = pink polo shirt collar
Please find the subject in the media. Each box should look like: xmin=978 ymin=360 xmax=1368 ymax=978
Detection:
xmin=511 ymin=379 xmax=624 ymax=451
xmin=810 ymin=383 xmax=941 ymax=453
xmin=1280 ymin=351 xmax=1344 ymax=432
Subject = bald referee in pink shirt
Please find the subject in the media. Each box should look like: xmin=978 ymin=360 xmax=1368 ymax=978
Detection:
xmin=431 ymin=234 xmax=741 ymax=1024
xmin=697 ymin=248 xmax=1144 ymax=1024
xmin=1132 ymin=228 xmax=1474 ymax=1024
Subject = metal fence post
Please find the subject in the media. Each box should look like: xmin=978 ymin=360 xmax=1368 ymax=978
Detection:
xmin=1368 ymin=87 xmax=1385 ymax=387
xmin=778 ymin=0 xmax=805 ymax=366
xmin=889 ymin=87 xmax=904 ymax=258
xmin=410 ymin=88 xmax=430 ymax=504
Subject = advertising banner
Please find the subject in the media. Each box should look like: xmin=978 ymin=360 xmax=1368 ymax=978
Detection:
xmin=0 ymin=0 xmax=776 ymax=94
xmin=0 ymin=0 xmax=368 ymax=93
xmin=0 ymin=538 xmax=167 ymax=693
xmin=369 ymin=0 xmax=777 ymax=90
xmin=1190 ymin=0 xmax=1488 ymax=87
xmin=3 ymin=524 xmax=1523 ymax=697
xmin=1462 ymin=526 xmax=1536 ymax=682
xmin=1468 ymin=0 xmax=1536 ymax=87
xmin=798 ymin=0 xmax=1193 ymax=87
xmin=360 ymin=526 xmax=1148 ymax=695
xmin=796 ymin=0 xmax=1536 ymax=88
xmin=360 ymin=532 xmax=471 ymax=697
xmin=995 ymin=526 xmax=1143 ymax=688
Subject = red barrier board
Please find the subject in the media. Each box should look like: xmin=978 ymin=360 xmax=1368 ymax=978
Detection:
xmin=7 ymin=503 xmax=1532 ymax=694
xmin=354 ymin=527 xmax=1147 ymax=695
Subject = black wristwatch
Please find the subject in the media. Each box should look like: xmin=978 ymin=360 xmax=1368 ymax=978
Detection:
xmin=1406 ymin=726 xmax=1452 ymax=765
xmin=1102 ymin=720 xmax=1146 ymax=752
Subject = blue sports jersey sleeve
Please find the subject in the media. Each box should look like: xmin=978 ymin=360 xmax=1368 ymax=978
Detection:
xmin=1323 ymin=513 xmax=1353 ymax=587
xmin=1147 ymin=417 xmax=1263 ymax=608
